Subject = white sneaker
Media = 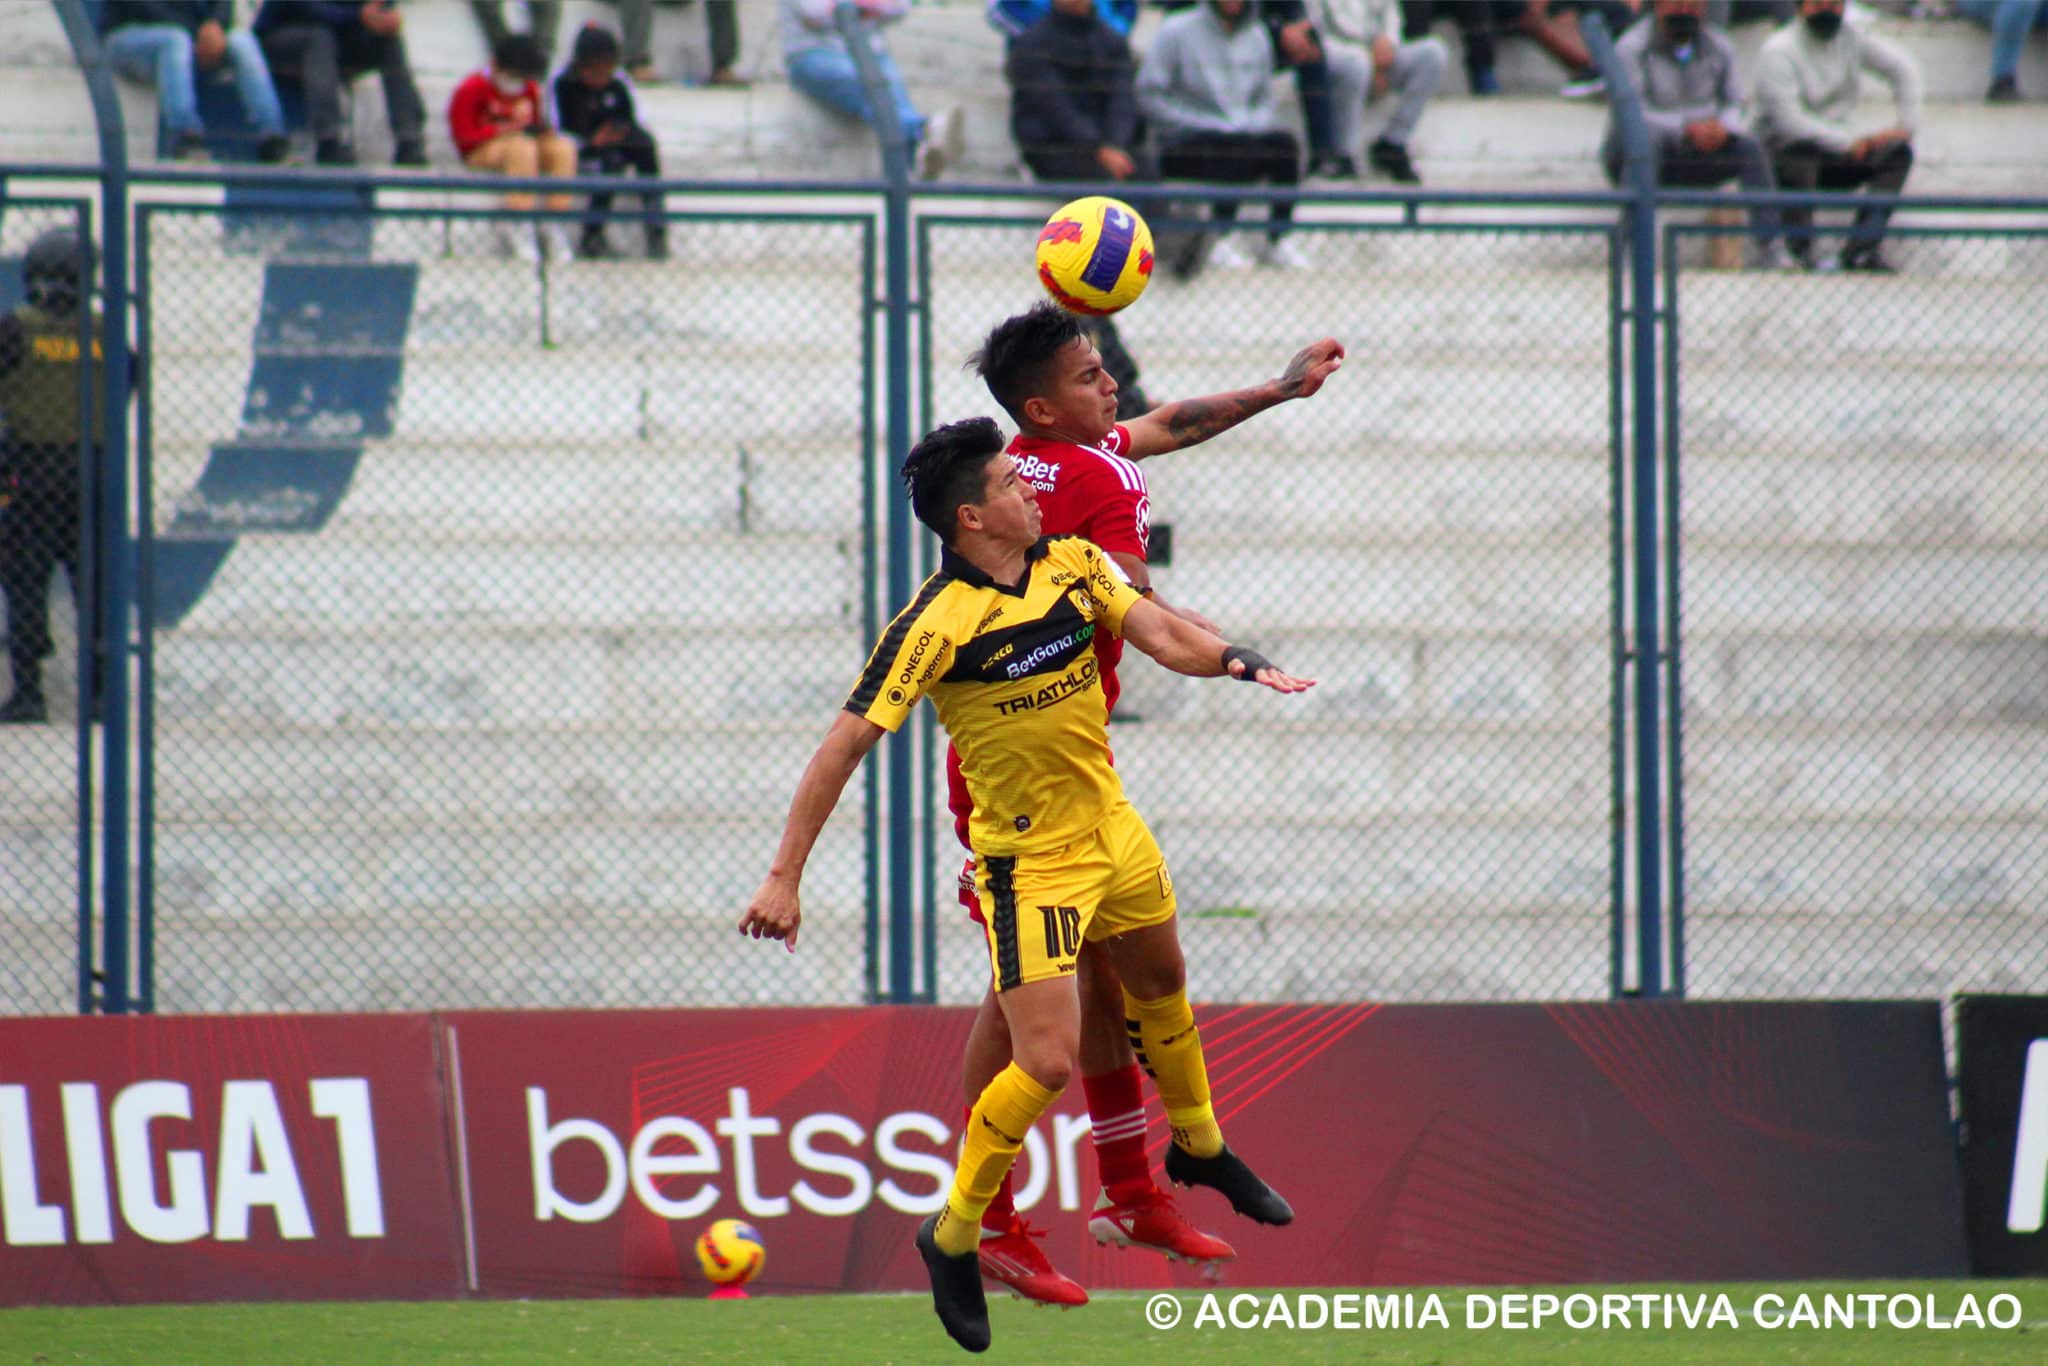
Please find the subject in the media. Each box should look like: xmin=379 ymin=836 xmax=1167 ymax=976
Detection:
xmin=1259 ymin=236 xmax=1311 ymax=270
xmin=914 ymin=105 xmax=965 ymax=180
xmin=1206 ymin=234 xmax=1254 ymax=270
xmin=542 ymin=223 xmax=576 ymax=262
xmin=496 ymin=222 xmax=541 ymax=263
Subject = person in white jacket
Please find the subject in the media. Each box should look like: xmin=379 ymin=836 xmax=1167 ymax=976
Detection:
xmin=1751 ymin=0 xmax=1920 ymax=271
xmin=778 ymin=0 xmax=964 ymax=177
xmin=1314 ymin=0 xmax=1447 ymax=182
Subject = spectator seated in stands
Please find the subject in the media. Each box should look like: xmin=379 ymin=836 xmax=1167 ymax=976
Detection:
xmin=1316 ymin=0 xmax=1448 ymax=182
xmin=1603 ymin=0 xmax=1791 ymax=268
xmin=551 ymin=24 xmax=669 ymax=261
xmin=1161 ymin=1 xmax=1372 ymax=181
xmin=1138 ymin=0 xmax=1309 ymax=271
xmin=1006 ymin=0 xmax=1156 ymax=415
xmin=471 ymin=0 xmax=560 ymax=66
xmin=626 ymin=0 xmax=749 ymax=85
xmin=252 ymin=0 xmax=427 ymax=167
xmin=1753 ymin=0 xmax=1921 ymax=272
xmin=777 ymin=0 xmax=965 ymax=179
xmin=1958 ymin=0 xmax=2047 ymax=101
xmin=450 ymin=34 xmax=580 ymax=262
xmin=989 ymin=0 xmax=1139 ymax=39
xmin=96 ymin=0 xmax=291 ymax=162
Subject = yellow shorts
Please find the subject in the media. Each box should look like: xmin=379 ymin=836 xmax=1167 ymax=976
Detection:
xmin=973 ymin=800 xmax=1178 ymax=992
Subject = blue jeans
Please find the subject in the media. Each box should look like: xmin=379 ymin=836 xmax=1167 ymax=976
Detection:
xmin=1959 ymin=0 xmax=2048 ymax=80
xmin=785 ymin=46 xmax=924 ymax=151
xmin=104 ymin=24 xmax=285 ymax=138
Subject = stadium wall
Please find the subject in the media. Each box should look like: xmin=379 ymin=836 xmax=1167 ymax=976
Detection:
xmin=0 ymin=1001 xmax=1967 ymax=1305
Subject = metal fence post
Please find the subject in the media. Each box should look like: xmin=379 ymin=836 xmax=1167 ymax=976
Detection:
xmin=1585 ymin=13 xmax=1666 ymax=996
xmin=54 ymin=0 xmax=137 ymax=1013
xmin=836 ymin=3 xmax=919 ymax=1003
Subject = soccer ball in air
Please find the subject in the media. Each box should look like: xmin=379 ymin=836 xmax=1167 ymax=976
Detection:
xmin=696 ymin=1218 xmax=766 ymax=1288
xmin=1035 ymin=195 xmax=1155 ymax=317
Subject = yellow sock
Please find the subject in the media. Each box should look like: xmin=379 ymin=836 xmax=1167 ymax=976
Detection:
xmin=935 ymin=1062 xmax=1060 ymax=1255
xmin=1124 ymin=989 xmax=1223 ymax=1157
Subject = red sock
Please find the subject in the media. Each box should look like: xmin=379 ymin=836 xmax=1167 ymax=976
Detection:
xmin=1081 ymin=1063 xmax=1156 ymax=1206
xmin=965 ymin=1103 xmax=1018 ymax=1231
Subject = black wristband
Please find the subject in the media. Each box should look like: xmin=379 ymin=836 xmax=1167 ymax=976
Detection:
xmin=1221 ymin=645 xmax=1274 ymax=681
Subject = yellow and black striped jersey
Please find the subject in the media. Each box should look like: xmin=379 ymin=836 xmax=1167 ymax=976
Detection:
xmin=845 ymin=535 xmax=1144 ymax=857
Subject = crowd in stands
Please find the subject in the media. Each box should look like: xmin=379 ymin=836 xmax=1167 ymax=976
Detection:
xmin=77 ymin=0 xmax=2043 ymax=271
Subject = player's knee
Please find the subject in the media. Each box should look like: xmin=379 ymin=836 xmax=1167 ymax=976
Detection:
xmin=1010 ymin=1030 xmax=1076 ymax=1094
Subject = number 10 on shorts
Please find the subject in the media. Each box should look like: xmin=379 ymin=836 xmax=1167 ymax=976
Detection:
xmin=1038 ymin=905 xmax=1082 ymax=958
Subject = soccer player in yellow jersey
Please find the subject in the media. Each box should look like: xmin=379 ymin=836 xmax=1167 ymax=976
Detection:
xmin=739 ymin=416 xmax=1317 ymax=1352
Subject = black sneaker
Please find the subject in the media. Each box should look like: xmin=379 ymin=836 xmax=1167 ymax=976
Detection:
xmin=1559 ymin=70 xmax=1606 ymax=99
xmin=1839 ymin=244 xmax=1898 ymax=274
xmin=315 ymin=138 xmax=357 ymax=167
xmin=1987 ymin=76 xmax=2020 ymax=103
xmin=1164 ymin=1143 xmax=1294 ymax=1225
xmin=578 ymin=226 xmax=614 ymax=260
xmin=393 ymin=138 xmax=429 ymax=167
xmin=643 ymin=227 xmax=670 ymax=261
xmin=0 ymin=690 xmax=47 ymax=725
xmin=256 ymin=133 xmax=292 ymax=164
xmin=1368 ymin=137 xmax=1420 ymax=185
xmin=916 ymin=1213 xmax=991 ymax=1353
xmin=1309 ymin=153 xmax=1358 ymax=181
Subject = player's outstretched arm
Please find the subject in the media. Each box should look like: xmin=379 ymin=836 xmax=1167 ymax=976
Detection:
xmin=1122 ymin=337 xmax=1345 ymax=459
xmin=1120 ymin=598 xmax=1314 ymax=694
xmin=738 ymin=711 xmax=886 ymax=951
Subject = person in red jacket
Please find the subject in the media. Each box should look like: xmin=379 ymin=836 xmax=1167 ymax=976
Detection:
xmin=449 ymin=34 xmax=579 ymax=260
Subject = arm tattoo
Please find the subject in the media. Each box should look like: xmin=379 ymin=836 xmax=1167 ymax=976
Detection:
xmin=1160 ymin=390 xmax=1274 ymax=448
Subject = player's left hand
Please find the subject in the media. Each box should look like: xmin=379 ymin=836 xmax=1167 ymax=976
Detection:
xmin=1231 ymin=662 xmax=1316 ymax=694
xmin=1278 ymin=338 xmax=1345 ymax=400
xmin=738 ymin=877 xmax=803 ymax=951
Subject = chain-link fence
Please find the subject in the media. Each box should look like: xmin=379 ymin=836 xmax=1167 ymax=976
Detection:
xmin=10 ymin=174 xmax=2048 ymax=1017
xmin=136 ymin=197 xmax=878 ymax=1011
xmin=1669 ymin=217 xmax=2048 ymax=1005
xmin=921 ymin=202 xmax=1625 ymax=1003
xmin=0 ymin=198 xmax=94 ymax=1018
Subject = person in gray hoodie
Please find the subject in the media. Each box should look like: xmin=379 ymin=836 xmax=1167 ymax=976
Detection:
xmin=1602 ymin=0 xmax=1788 ymax=268
xmin=1137 ymin=0 xmax=1306 ymax=270
xmin=1751 ymin=0 xmax=1920 ymax=271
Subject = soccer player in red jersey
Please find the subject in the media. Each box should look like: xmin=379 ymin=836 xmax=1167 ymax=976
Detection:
xmin=954 ymin=303 xmax=1344 ymax=1305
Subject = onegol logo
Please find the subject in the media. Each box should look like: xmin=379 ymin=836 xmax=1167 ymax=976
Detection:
xmin=527 ymin=1087 xmax=1097 ymax=1223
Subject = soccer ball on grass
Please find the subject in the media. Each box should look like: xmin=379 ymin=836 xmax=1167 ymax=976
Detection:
xmin=696 ymin=1217 xmax=765 ymax=1290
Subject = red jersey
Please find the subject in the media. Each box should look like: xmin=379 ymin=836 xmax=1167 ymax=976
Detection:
xmin=449 ymin=70 xmax=544 ymax=157
xmin=948 ymin=424 xmax=1150 ymax=847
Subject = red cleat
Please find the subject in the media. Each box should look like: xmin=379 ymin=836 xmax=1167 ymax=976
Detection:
xmin=1088 ymin=1189 xmax=1237 ymax=1264
xmin=977 ymin=1215 xmax=1090 ymax=1307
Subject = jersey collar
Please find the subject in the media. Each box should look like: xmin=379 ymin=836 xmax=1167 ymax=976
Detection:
xmin=939 ymin=537 xmax=1053 ymax=597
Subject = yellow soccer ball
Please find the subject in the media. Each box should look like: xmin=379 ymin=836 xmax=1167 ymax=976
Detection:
xmin=695 ymin=1217 xmax=766 ymax=1287
xmin=1035 ymin=195 xmax=1155 ymax=317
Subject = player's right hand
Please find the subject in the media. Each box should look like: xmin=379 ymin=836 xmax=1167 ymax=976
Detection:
xmin=738 ymin=878 xmax=802 ymax=951
xmin=1280 ymin=338 xmax=1345 ymax=400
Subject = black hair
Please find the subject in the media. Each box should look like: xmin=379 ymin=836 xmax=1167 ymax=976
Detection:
xmin=493 ymin=34 xmax=547 ymax=80
xmin=901 ymin=417 xmax=1008 ymax=545
xmin=969 ymin=302 xmax=1086 ymax=426
xmin=572 ymin=23 xmax=620 ymax=67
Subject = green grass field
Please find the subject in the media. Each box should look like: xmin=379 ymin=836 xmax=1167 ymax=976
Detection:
xmin=3 ymin=1282 xmax=2045 ymax=1365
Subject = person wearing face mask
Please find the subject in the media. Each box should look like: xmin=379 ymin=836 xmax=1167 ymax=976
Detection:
xmin=1603 ymin=0 xmax=1790 ymax=269
xmin=1752 ymin=0 xmax=1921 ymax=272
xmin=450 ymin=34 xmax=581 ymax=261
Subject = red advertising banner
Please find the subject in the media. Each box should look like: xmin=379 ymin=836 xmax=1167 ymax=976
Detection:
xmin=0 ymin=1001 xmax=1965 ymax=1305
xmin=444 ymin=1000 xmax=1967 ymax=1297
xmin=0 ymin=1013 xmax=461 ymax=1306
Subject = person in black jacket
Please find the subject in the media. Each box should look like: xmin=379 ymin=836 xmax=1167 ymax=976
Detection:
xmin=550 ymin=24 xmax=669 ymax=260
xmin=1007 ymin=0 xmax=1154 ymax=417
xmin=253 ymin=0 xmax=428 ymax=166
